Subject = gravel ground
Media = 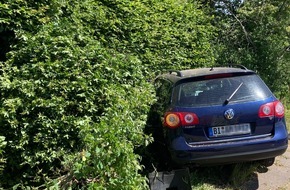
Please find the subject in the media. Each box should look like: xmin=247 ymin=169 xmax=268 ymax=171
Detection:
xmin=241 ymin=145 xmax=290 ymax=190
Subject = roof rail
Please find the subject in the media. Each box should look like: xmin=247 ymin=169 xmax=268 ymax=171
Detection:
xmin=227 ymin=64 xmax=248 ymax=70
xmin=169 ymin=70 xmax=183 ymax=77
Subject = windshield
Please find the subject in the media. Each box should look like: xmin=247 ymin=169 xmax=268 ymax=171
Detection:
xmin=174 ymin=75 xmax=273 ymax=107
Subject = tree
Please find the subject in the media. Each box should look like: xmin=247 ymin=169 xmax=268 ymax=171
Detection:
xmin=208 ymin=0 xmax=290 ymax=99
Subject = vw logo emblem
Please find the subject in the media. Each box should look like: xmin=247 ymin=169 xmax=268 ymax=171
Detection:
xmin=224 ymin=109 xmax=235 ymax=120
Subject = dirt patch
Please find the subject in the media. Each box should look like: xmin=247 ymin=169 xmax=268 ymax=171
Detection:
xmin=241 ymin=146 xmax=290 ymax=190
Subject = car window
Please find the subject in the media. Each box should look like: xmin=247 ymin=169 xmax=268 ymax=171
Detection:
xmin=174 ymin=75 xmax=273 ymax=107
xmin=155 ymin=78 xmax=172 ymax=106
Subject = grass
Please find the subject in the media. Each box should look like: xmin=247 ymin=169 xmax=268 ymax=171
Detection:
xmin=190 ymin=163 xmax=259 ymax=190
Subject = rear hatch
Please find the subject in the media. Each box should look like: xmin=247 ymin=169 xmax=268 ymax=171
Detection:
xmin=172 ymin=74 xmax=276 ymax=144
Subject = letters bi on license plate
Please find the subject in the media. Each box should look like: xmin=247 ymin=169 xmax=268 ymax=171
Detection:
xmin=209 ymin=123 xmax=251 ymax=137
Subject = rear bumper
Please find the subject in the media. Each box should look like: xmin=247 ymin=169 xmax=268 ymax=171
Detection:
xmin=169 ymin=124 xmax=288 ymax=166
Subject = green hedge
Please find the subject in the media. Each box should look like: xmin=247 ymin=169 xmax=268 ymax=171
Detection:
xmin=0 ymin=136 xmax=6 ymax=183
xmin=0 ymin=0 xmax=215 ymax=188
xmin=0 ymin=20 xmax=154 ymax=188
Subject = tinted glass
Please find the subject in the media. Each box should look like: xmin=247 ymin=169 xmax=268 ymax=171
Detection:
xmin=155 ymin=79 xmax=172 ymax=106
xmin=174 ymin=75 xmax=273 ymax=107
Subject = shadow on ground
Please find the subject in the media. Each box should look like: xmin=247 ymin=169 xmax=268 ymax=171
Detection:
xmin=139 ymin=143 xmax=267 ymax=190
xmin=188 ymin=163 xmax=266 ymax=190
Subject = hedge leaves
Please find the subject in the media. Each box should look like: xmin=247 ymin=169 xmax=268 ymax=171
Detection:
xmin=0 ymin=0 xmax=215 ymax=188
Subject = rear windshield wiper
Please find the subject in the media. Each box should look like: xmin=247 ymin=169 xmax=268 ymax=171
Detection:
xmin=224 ymin=82 xmax=243 ymax=105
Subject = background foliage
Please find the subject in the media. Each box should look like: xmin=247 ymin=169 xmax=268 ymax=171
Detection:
xmin=0 ymin=0 xmax=289 ymax=189
xmin=206 ymin=0 xmax=290 ymax=100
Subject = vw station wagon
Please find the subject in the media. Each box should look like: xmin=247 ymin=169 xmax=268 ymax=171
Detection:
xmin=148 ymin=65 xmax=288 ymax=168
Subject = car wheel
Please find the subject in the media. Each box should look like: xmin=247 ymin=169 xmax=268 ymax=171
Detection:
xmin=258 ymin=157 xmax=275 ymax=167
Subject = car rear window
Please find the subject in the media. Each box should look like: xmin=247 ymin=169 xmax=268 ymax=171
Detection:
xmin=174 ymin=75 xmax=273 ymax=107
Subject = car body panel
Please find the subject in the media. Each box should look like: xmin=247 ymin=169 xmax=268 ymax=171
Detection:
xmin=168 ymin=122 xmax=288 ymax=165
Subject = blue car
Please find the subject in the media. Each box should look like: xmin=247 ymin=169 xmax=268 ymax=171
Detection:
xmin=149 ymin=65 xmax=288 ymax=168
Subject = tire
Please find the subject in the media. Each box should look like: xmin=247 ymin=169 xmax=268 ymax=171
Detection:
xmin=258 ymin=157 xmax=275 ymax=167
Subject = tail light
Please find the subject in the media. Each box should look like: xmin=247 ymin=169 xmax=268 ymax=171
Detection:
xmin=274 ymin=101 xmax=285 ymax=117
xmin=259 ymin=100 xmax=285 ymax=118
xmin=164 ymin=112 xmax=199 ymax=129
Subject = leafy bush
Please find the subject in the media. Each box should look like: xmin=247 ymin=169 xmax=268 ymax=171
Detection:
xmin=62 ymin=83 xmax=154 ymax=189
xmin=0 ymin=0 xmax=215 ymax=188
xmin=0 ymin=136 xmax=6 ymax=187
xmin=0 ymin=17 xmax=154 ymax=188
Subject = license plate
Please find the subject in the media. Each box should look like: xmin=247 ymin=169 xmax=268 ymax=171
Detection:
xmin=209 ymin=123 xmax=251 ymax=137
